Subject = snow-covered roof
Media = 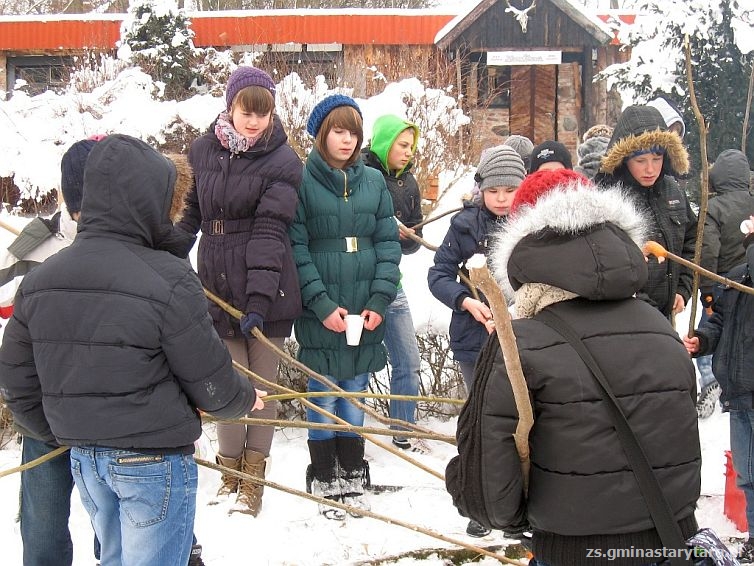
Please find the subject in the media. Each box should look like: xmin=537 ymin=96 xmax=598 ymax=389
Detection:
xmin=435 ymin=0 xmax=613 ymax=48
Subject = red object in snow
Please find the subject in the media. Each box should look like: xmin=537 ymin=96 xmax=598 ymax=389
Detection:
xmin=725 ymin=450 xmax=749 ymax=533
xmin=0 ymin=305 xmax=13 ymax=319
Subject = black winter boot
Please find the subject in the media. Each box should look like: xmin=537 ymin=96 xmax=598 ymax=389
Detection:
xmin=336 ymin=436 xmax=370 ymax=517
xmin=306 ymin=439 xmax=345 ymax=520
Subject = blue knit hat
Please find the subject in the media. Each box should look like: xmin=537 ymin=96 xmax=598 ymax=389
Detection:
xmin=61 ymin=139 xmax=99 ymax=213
xmin=226 ymin=66 xmax=276 ymax=111
xmin=306 ymin=94 xmax=362 ymax=138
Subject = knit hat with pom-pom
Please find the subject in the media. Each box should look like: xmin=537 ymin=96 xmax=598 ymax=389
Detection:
xmin=306 ymin=94 xmax=362 ymax=138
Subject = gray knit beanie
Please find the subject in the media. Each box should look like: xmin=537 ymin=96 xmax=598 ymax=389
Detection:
xmin=575 ymin=135 xmax=610 ymax=180
xmin=475 ymin=145 xmax=526 ymax=191
xmin=503 ymin=134 xmax=534 ymax=169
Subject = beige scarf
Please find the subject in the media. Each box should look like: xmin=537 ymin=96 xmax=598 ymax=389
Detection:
xmin=514 ymin=282 xmax=577 ymax=319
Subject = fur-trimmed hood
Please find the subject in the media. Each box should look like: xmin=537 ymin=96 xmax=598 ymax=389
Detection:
xmin=489 ymin=181 xmax=649 ymax=302
xmin=600 ymin=105 xmax=689 ymax=177
xmin=78 ymin=135 xmax=195 ymax=257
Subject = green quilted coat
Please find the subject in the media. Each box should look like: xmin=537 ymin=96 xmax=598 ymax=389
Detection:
xmin=290 ymin=148 xmax=401 ymax=380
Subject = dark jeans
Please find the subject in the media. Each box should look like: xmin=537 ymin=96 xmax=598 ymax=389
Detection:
xmin=19 ymin=436 xmax=93 ymax=566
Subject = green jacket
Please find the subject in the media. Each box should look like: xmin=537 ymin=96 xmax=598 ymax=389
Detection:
xmin=290 ymin=148 xmax=401 ymax=380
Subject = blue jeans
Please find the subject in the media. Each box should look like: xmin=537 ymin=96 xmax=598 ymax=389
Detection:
xmin=730 ymin=410 xmax=754 ymax=537
xmin=20 ymin=436 xmax=74 ymax=566
xmin=306 ymin=373 xmax=369 ymax=440
xmin=383 ymin=288 xmax=421 ymax=434
xmin=70 ymin=447 xmax=197 ymax=566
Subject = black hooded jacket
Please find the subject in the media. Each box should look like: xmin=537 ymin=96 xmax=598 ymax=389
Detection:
xmin=700 ymin=149 xmax=754 ymax=293
xmin=0 ymin=135 xmax=255 ymax=450
xmin=446 ymin=181 xmax=700 ymax=566
xmin=595 ymin=105 xmax=697 ymax=317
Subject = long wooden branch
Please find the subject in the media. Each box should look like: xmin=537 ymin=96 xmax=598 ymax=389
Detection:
xmin=743 ymin=61 xmax=754 ymax=154
xmin=468 ymin=264 xmax=532 ymax=495
xmin=684 ymin=34 xmax=710 ymax=338
xmin=200 ymin=415 xmax=456 ymax=444
xmin=644 ymin=240 xmax=754 ymax=296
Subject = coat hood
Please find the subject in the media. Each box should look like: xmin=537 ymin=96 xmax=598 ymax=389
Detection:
xmin=367 ymin=115 xmax=419 ymax=176
xmin=489 ymin=180 xmax=649 ymax=301
xmin=646 ymin=96 xmax=686 ymax=139
xmin=600 ymin=105 xmax=689 ymax=178
xmin=77 ymin=134 xmax=192 ymax=252
xmin=710 ymin=149 xmax=751 ymax=195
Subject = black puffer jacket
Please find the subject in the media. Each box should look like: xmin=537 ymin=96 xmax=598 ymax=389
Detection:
xmin=178 ymin=114 xmax=303 ymax=339
xmin=0 ymin=135 xmax=255 ymax=450
xmin=700 ymin=149 xmax=754 ymax=294
xmin=595 ymin=105 xmax=697 ymax=317
xmin=696 ymin=242 xmax=754 ymax=411
xmin=446 ymin=182 xmax=700 ymax=566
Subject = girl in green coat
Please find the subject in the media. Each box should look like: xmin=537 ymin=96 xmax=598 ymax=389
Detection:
xmin=290 ymin=95 xmax=401 ymax=520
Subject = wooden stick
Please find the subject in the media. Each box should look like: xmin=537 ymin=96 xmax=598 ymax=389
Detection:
xmin=410 ymin=206 xmax=463 ymax=231
xmin=0 ymin=219 xmax=21 ymax=236
xmin=265 ymin=390 xmax=465 ymax=406
xmin=684 ymin=34 xmax=711 ymax=338
xmin=200 ymin=415 xmax=456 ymax=444
xmin=468 ymin=264 xmax=532 ymax=494
xmin=643 ymin=240 xmax=754 ymax=296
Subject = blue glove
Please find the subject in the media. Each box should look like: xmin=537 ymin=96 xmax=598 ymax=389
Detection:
xmin=240 ymin=312 xmax=264 ymax=338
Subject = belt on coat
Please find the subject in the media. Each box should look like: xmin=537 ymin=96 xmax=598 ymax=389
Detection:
xmin=308 ymin=237 xmax=373 ymax=253
xmin=201 ymin=219 xmax=255 ymax=235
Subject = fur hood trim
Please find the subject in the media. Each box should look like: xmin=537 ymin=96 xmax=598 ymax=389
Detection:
xmin=489 ymin=182 xmax=649 ymax=300
xmin=164 ymin=153 xmax=192 ymax=224
xmin=600 ymin=129 xmax=689 ymax=176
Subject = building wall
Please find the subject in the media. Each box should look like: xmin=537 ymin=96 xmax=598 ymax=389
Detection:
xmin=0 ymin=53 xmax=6 ymax=96
xmin=344 ymin=44 xmax=451 ymax=98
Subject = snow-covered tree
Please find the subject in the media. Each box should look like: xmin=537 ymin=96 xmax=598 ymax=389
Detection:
xmin=118 ymin=0 xmax=197 ymax=100
xmin=600 ymin=0 xmax=754 ymax=189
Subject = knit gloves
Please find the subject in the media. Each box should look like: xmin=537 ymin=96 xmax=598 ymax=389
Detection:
xmin=240 ymin=312 xmax=264 ymax=338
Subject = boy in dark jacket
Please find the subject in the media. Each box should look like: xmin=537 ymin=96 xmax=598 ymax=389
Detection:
xmin=695 ymin=149 xmax=754 ymax=418
xmin=595 ymin=104 xmax=697 ymax=320
xmin=0 ymin=134 xmax=261 ymax=566
xmin=447 ymin=169 xmax=701 ymax=566
xmin=363 ymin=114 xmax=427 ymax=453
xmin=684 ymin=223 xmax=754 ymax=563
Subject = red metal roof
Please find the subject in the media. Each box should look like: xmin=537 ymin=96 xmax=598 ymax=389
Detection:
xmin=0 ymin=11 xmax=457 ymax=51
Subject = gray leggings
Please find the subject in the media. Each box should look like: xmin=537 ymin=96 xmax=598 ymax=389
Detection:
xmin=216 ymin=336 xmax=284 ymax=458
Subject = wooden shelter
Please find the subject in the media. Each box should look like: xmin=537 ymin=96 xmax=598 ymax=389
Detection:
xmin=435 ymin=0 xmax=630 ymax=155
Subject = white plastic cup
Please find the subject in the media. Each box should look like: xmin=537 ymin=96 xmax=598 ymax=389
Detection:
xmin=344 ymin=314 xmax=365 ymax=346
xmin=740 ymin=219 xmax=754 ymax=234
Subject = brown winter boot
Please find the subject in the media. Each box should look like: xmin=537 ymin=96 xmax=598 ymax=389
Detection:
xmin=215 ymin=454 xmax=242 ymax=497
xmin=236 ymin=449 xmax=268 ymax=516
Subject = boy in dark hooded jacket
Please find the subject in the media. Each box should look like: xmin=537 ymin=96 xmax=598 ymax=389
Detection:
xmin=694 ymin=149 xmax=754 ymax=418
xmin=0 ymin=134 xmax=261 ymax=566
xmin=595 ymin=104 xmax=696 ymax=320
